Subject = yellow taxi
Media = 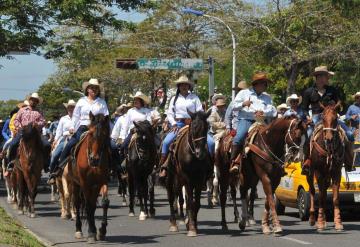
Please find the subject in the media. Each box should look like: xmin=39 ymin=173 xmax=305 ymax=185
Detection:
xmin=275 ymin=144 xmax=360 ymax=220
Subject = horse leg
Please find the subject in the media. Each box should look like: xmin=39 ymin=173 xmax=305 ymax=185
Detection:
xmin=206 ymin=178 xmax=213 ymax=208
xmin=219 ymin=173 xmax=229 ymax=230
xmin=17 ymin=174 xmax=25 ymax=215
xmin=248 ymin=186 xmax=256 ymax=226
xmin=307 ymin=173 xmax=316 ymax=226
xmin=128 ymin=172 xmax=135 ymax=217
xmin=261 ymin=200 xmax=271 ymax=235
xmin=167 ymin=176 xmax=178 ymax=232
xmin=186 ymin=185 xmax=197 ymax=237
xmin=231 ymin=184 xmax=239 ymax=223
xmin=239 ymin=186 xmax=247 ymax=231
xmin=138 ymin=180 xmax=147 ymax=221
xmin=317 ymin=178 xmax=327 ymax=232
xmin=178 ymin=189 xmax=185 ymax=222
xmin=51 ymin=184 xmax=57 ymax=202
xmin=57 ymin=178 xmax=66 ymax=219
xmin=212 ymin=165 xmax=220 ymax=206
xmin=98 ymin=184 xmax=109 ymax=241
xmin=332 ymin=175 xmax=343 ymax=231
xmin=149 ymin=174 xmax=155 ymax=217
xmin=73 ymin=184 xmax=83 ymax=239
xmin=193 ymin=185 xmax=202 ymax=232
xmin=85 ymin=188 xmax=98 ymax=244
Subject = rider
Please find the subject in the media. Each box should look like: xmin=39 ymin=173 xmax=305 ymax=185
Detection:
xmin=159 ymin=75 xmax=215 ymax=177
xmin=208 ymin=96 xmax=227 ymax=152
xmin=345 ymin=92 xmax=360 ymax=133
xmin=229 ymin=72 xmax=277 ymax=174
xmin=283 ymin=94 xmax=306 ymax=121
xmin=225 ymin=80 xmax=247 ymax=133
xmin=276 ymin=104 xmax=289 ymax=118
xmin=47 ymin=99 xmax=76 ymax=184
xmin=7 ymin=93 xmax=50 ymax=171
xmin=49 ymin=78 xmax=109 ymax=180
xmin=301 ymin=66 xmax=354 ymax=175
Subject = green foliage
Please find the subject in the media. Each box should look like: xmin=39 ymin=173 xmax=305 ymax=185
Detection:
xmin=0 ymin=99 xmax=21 ymax=120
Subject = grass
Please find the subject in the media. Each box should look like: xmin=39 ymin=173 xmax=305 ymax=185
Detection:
xmin=0 ymin=207 xmax=45 ymax=247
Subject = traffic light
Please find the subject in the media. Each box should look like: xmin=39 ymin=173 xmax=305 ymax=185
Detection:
xmin=115 ymin=59 xmax=138 ymax=69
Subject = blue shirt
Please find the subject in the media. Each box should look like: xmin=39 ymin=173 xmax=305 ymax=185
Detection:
xmin=233 ymin=88 xmax=277 ymax=120
xmin=345 ymin=104 xmax=360 ymax=127
xmin=1 ymin=119 xmax=11 ymax=141
xmin=283 ymin=108 xmax=307 ymax=121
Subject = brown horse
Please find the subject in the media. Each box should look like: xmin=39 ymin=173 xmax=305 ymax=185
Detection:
xmin=166 ymin=111 xmax=212 ymax=237
xmin=306 ymin=104 xmax=348 ymax=232
xmin=15 ymin=124 xmax=44 ymax=217
xmin=243 ymin=117 xmax=306 ymax=235
xmin=70 ymin=112 xmax=111 ymax=243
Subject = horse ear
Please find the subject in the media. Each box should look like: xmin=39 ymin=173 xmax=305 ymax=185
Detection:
xmin=187 ymin=109 xmax=195 ymax=119
xmin=89 ymin=111 xmax=95 ymax=122
xmin=104 ymin=115 xmax=109 ymax=122
xmin=335 ymin=101 xmax=342 ymax=111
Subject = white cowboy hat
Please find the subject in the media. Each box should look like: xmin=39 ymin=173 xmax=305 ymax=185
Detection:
xmin=131 ymin=91 xmax=151 ymax=105
xmin=174 ymin=75 xmax=194 ymax=87
xmin=286 ymin=94 xmax=302 ymax=105
xmin=27 ymin=92 xmax=43 ymax=104
xmin=211 ymin=93 xmax=226 ymax=104
xmin=215 ymin=98 xmax=227 ymax=107
xmin=277 ymin=103 xmax=289 ymax=111
xmin=353 ymin=92 xmax=360 ymax=99
xmin=311 ymin=66 xmax=335 ymax=77
xmin=82 ymin=78 xmax=105 ymax=96
xmin=24 ymin=100 xmax=29 ymax=106
xmin=233 ymin=80 xmax=248 ymax=90
xmin=63 ymin=99 xmax=76 ymax=108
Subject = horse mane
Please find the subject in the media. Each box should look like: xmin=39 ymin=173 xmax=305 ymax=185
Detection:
xmin=135 ymin=120 xmax=155 ymax=137
xmin=21 ymin=124 xmax=42 ymax=147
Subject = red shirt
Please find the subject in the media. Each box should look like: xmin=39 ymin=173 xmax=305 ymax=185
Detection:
xmin=14 ymin=106 xmax=45 ymax=131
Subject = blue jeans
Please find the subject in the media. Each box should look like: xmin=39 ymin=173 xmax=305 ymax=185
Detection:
xmin=161 ymin=121 xmax=215 ymax=156
xmin=233 ymin=119 xmax=255 ymax=146
xmin=307 ymin=114 xmax=322 ymax=138
xmin=49 ymin=137 xmax=66 ymax=172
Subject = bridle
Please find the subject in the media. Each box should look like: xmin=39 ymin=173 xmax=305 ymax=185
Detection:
xmin=187 ymin=125 xmax=207 ymax=155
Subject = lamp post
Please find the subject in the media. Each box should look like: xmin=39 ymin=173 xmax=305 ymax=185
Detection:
xmin=63 ymin=87 xmax=85 ymax=96
xmin=183 ymin=8 xmax=237 ymax=99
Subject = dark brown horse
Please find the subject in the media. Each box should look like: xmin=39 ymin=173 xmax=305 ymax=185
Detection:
xmin=127 ymin=120 xmax=157 ymax=220
xmin=166 ymin=111 xmax=212 ymax=237
xmin=306 ymin=104 xmax=348 ymax=232
xmin=70 ymin=112 xmax=110 ymax=243
xmin=243 ymin=117 xmax=306 ymax=235
xmin=15 ymin=123 xmax=44 ymax=217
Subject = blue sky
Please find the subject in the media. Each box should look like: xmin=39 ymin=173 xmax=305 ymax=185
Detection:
xmin=0 ymin=11 xmax=146 ymax=101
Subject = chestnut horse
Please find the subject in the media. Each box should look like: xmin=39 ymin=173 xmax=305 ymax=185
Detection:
xmin=242 ymin=117 xmax=306 ymax=235
xmin=15 ymin=124 xmax=44 ymax=217
xmin=306 ymin=104 xmax=348 ymax=232
xmin=166 ymin=111 xmax=212 ymax=237
xmin=70 ymin=112 xmax=110 ymax=243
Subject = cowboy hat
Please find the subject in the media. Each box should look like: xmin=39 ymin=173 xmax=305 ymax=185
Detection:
xmin=232 ymin=80 xmax=248 ymax=90
xmin=215 ymin=98 xmax=227 ymax=107
xmin=211 ymin=93 xmax=226 ymax=104
xmin=17 ymin=102 xmax=26 ymax=108
xmin=24 ymin=100 xmax=29 ymax=106
xmin=63 ymin=99 xmax=76 ymax=108
xmin=132 ymin=91 xmax=151 ymax=105
xmin=114 ymin=104 xmax=128 ymax=115
xmin=174 ymin=75 xmax=194 ymax=87
xmin=82 ymin=78 xmax=104 ymax=96
xmin=27 ymin=92 xmax=43 ymax=104
xmin=311 ymin=66 xmax=335 ymax=77
xmin=286 ymin=94 xmax=302 ymax=105
xmin=353 ymin=92 xmax=360 ymax=99
xmin=251 ymin=72 xmax=273 ymax=85
xmin=277 ymin=103 xmax=289 ymax=111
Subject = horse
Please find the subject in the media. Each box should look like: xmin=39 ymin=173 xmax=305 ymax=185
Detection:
xmin=306 ymin=104 xmax=348 ymax=232
xmin=70 ymin=112 xmax=111 ymax=243
xmin=166 ymin=110 xmax=212 ymax=237
xmin=127 ymin=120 xmax=157 ymax=220
xmin=15 ymin=123 xmax=44 ymax=217
xmin=242 ymin=117 xmax=306 ymax=235
xmin=116 ymin=167 xmax=128 ymax=206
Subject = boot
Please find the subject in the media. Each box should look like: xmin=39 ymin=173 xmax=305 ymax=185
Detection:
xmin=159 ymin=155 xmax=169 ymax=178
xmin=229 ymin=145 xmax=242 ymax=174
xmin=47 ymin=157 xmax=68 ymax=185
xmin=301 ymin=159 xmax=311 ymax=176
xmin=344 ymin=140 xmax=355 ymax=172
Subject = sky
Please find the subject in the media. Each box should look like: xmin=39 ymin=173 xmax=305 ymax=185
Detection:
xmin=0 ymin=11 xmax=146 ymax=101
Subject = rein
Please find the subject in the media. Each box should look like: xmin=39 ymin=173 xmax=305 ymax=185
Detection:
xmin=187 ymin=129 xmax=207 ymax=154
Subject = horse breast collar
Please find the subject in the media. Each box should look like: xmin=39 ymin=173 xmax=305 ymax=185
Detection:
xmin=244 ymin=122 xmax=265 ymax=154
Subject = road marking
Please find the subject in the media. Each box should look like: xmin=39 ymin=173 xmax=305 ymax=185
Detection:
xmin=280 ymin=236 xmax=312 ymax=245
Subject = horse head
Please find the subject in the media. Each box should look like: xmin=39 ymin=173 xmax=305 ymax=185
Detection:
xmin=22 ymin=123 xmax=41 ymax=144
xmin=322 ymin=102 xmax=340 ymax=142
xmin=187 ymin=110 xmax=211 ymax=160
xmin=283 ymin=116 xmax=307 ymax=162
xmin=132 ymin=120 xmax=156 ymax=161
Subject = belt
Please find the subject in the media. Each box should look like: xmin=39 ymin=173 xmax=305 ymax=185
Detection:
xmin=175 ymin=118 xmax=191 ymax=122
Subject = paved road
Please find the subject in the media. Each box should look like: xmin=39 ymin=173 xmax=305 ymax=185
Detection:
xmin=1 ymin=177 xmax=360 ymax=247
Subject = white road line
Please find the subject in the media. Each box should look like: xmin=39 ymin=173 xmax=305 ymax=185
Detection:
xmin=280 ymin=236 xmax=312 ymax=245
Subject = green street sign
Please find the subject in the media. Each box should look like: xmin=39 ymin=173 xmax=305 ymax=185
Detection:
xmin=137 ymin=58 xmax=203 ymax=70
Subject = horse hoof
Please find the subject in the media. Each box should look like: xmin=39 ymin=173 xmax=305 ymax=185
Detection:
xmin=74 ymin=231 xmax=83 ymax=239
xmin=239 ymin=220 xmax=246 ymax=231
xmin=30 ymin=213 xmax=36 ymax=218
xmin=248 ymin=219 xmax=256 ymax=226
xmin=262 ymin=226 xmax=272 ymax=235
xmin=17 ymin=210 xmax=24 ymax=215
xmin=179 ymin=220 xmax=185 ymax=226
xmin=169 ymin=225 xmax=179 ymax=232
xmin=139 ymin=212 xmax=147 ymax=221
xmin=221 ymin=224 xmax=228 ymax=231
xmin=309 ymin=220 xmax=316 ymax=227
xmin=87 ymin=236 xmax=96 ymax=244
xmin=128 ymin=212 xmax=135 ymax=217
xmin=187 ymin=230 xmax=197 ymax=237
xmin=97 ymin=232 xmax=105 ymax=241
xmin=273 ymin=227 xmax=283 ymax=236
xmin=122 ymin=202 xmax=127 ymax=206
xmin=50 ymin=196 xmax=56 ymax=202
xmin=61 ymin=213 xmax=67 ymax=219
xmin=234 ymin=217 xmax=239 ymax=223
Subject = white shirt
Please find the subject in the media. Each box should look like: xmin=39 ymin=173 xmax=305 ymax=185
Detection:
xmin=119 ymin=107 xmax=152 ymax=139
xmin=111 ymin=114 xmax=126 ymax=140
xmin=54 ymin=115 xmax=72 ymax=142
xmin=166 ymin=93 xmax=203 ymax=126
xmin=71 ymin=96 xmax=109 ymax=131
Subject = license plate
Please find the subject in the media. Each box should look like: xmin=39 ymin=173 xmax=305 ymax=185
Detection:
xmin=354 ymin=193 xmax=360 ymax=202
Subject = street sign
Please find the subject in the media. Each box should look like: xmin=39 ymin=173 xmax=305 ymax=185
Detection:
xmin=137 ymin=58 xmax=203 ymax=70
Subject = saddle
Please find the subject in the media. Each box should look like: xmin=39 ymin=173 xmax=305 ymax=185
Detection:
xmin=244 ymin=122 xmax=266 ymax=155
xmin=128 ymin=133 xmax=138 ymax=150
xmin=71 ymin=131 xmax=89 ymax=166
xmin=169 ymin=126 xmax=189 ymax=167
xmin=222 ymin=134 xmax=233 ymax=154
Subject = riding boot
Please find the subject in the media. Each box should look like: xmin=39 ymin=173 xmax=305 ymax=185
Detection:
xmin=159 ymin=154 xmax=169 ymax=178
xmin=301 ymin=138 xmax=311 ymax=176
xmin=344 ymin=140 xmax=355 ymax=172
xmin=229 ymin=145 xmax=242 ymax=174
xmin=47 ymin=157 xmax=68 ymax=185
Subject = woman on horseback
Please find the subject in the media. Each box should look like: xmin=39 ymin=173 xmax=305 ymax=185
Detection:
xmin=159 ymin=75 xmax=215 ymax=177
xmin=229 ymin=72 xmax=277 ymax=174
xmin=47 ymin=99 xmax=76 ymax=184
xmin=49 ymin=79 xmax=109 ymax=180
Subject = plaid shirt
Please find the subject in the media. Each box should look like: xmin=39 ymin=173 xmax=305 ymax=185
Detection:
xmin=14 ymin=106 xmax=45 ymax=131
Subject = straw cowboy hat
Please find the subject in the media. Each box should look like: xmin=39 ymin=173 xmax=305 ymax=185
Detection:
xmin=132 ymin=91 xmax=151 ymax=105
xmin=174 ymin=75 xmax=194 ymax=87
xmin=251 ymin=72 xmax=273 ymax=85
xmin=277 ymin=103 xmax=289 ymax=111
xmin=215 ymin=98 xmax=227 ymax=107
xmin=114 ymin=104 xmax=128 ymax=115
xmin=353 ymin=92 xmax=360 ymax=100
xmin=311 ymin=66 xmax=335 ymax=77
xmin=82 ymin=78 xmax=105 ymax=96
xmin=63 ymin=99 xmax=76 ymax=108
xmin=286 ymin=94 xmax=302 ymax=105
xmin=211 ymin=93 xmax=226 ymax=104
xmin=24 ymin=100 xmax=29 ymax=106
xmin=27 ymin=92 xmax=43 ymax=104
xmin=232 ymin=80 xmax=248 ymax=90
xmin=17 ymin=102 xmax=26 ymax=108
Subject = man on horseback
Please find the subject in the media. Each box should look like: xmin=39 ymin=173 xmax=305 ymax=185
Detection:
xmin=48 ymin=79 xmax=109 ymax=181
xmin=47 ymin=99 xmax=76 ymax=184
xmin=159 ymin=75 xmax=215 ymax=178
xmin=7 ymin=93 xmax=51 ymax=172
xmin=208 ymin=96 xmax=227 ymax=152
xmin=345 ymin=92 xmax=360 ymax=138
xmin=301 ymin=66 xmax=355 ymax=175
xmin=229 ymin=72 xmax=277 ymax=174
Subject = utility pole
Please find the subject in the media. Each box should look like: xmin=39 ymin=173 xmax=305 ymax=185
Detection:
xmin=208 ymin=56 xmax=215 ymax=100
